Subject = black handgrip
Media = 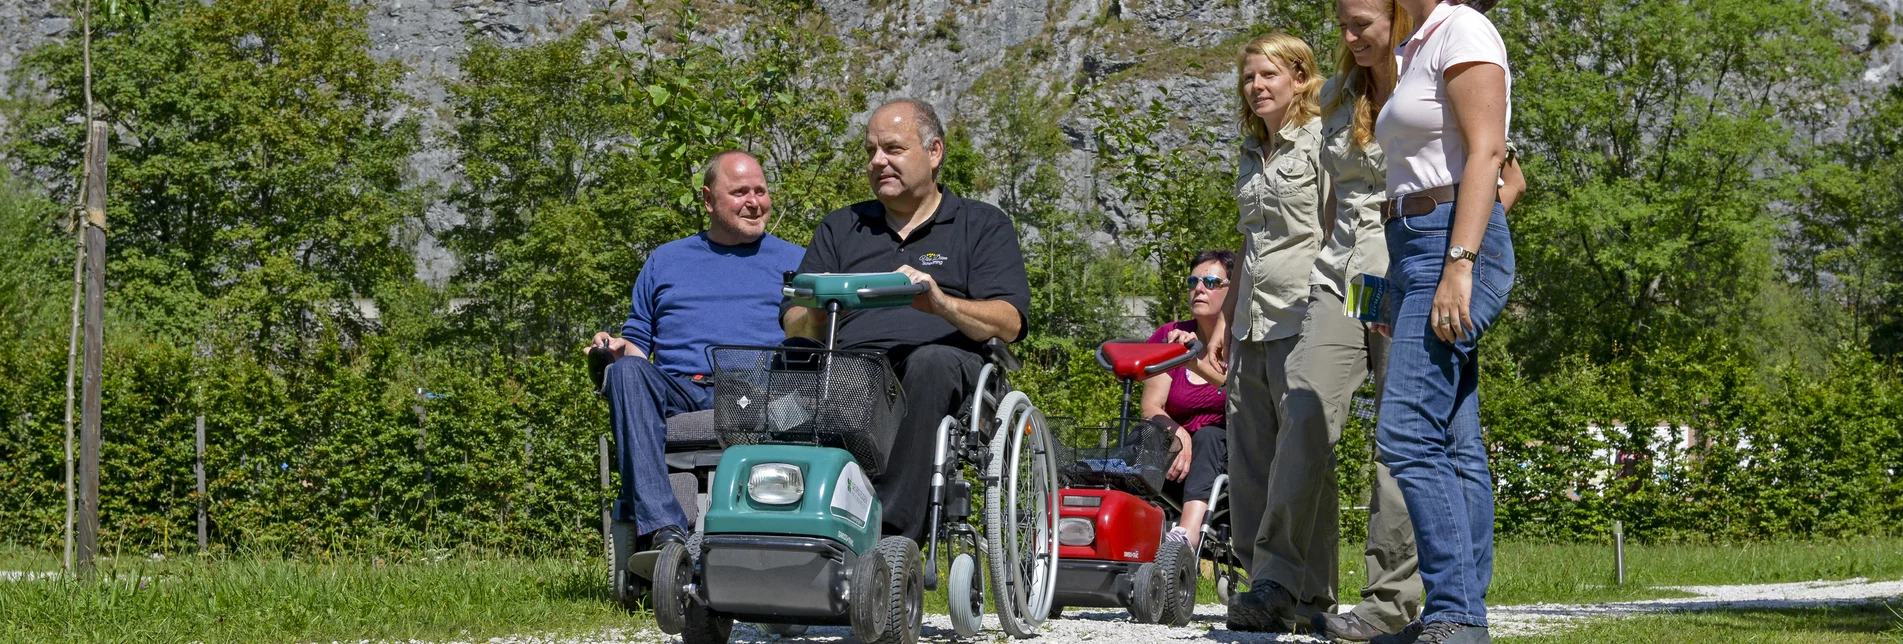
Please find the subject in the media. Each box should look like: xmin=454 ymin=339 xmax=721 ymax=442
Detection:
xmin=1144 ymin=337 xmax=1205 ymax=376
xmin=986 ymin=337 xmax=1022 ymax=372
xmin=587 ymin=345 xmax=616 ymax=393
xmin=856 ymin=282 xmax=930 ymax=298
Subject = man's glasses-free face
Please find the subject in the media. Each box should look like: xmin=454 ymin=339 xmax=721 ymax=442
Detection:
xmin=1185 ymin=275 xmax=1231 ymax=290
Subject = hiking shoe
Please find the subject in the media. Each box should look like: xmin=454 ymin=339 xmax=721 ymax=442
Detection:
xmin=1225 ymin=581 xmax=1296 ymax=632
xmin=1369 ymin=621 xmax=1423 ymax=644
xmin=1371 ymin=621 xmax=1490 ymax=644
xmin=637 ymin=525 xmax=688 ymax=551
xmin=1311 ymin=611 xmax=1392 ymax=642
xmin=1164 ymin=527 xmax=1189 ymax=544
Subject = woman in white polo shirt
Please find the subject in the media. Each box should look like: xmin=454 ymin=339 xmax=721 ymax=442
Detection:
xmin=1369 ymin=0 xmax=1515 ymax=642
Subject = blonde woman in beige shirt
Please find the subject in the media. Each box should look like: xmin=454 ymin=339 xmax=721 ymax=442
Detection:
xmin=1218 ymin=31 xmax=1334 ymax=634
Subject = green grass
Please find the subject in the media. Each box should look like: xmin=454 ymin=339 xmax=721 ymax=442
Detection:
xmin=1500 ymin=602 xmax=1903 ymax=643
xmin=5 ymin=537 xmax=1903 ymax=643
xmin=0 ymin=546 xmax=642 ymax=643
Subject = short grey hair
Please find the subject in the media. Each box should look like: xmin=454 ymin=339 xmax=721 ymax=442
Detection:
xmin=875 ymin=98 xmax=944 ymax=149
xmin=700 ymin=149 xmax=759 ymax=190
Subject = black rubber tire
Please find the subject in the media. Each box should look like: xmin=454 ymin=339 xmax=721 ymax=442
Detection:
xmin=1048 ymin=604 xmax=1065 ymax=619
xmin=850 ymin=542 xmax=894 ymax=643
xmin=1156 ymin=539 xmax=1198 ymax=627
xmin=611 ymin=520 xmax=645 ymax=612
xmin=682 ymin=605 xmax=734 ymax=644
xmin=759 ymin=623 xmax=808 ymax=637
xmin=869 ymin=536 xmax=924 ymax=644
xmin=1128 ymin=562 xmax=1165 ymax=624
xmin=653 ymin=542 xmax=692 ymax=635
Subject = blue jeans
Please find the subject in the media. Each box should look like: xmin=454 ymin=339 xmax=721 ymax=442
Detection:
xmin=605 ymin=356 xmax=712 ymax=534
xmin=1376 ymin=201 xmax=1514 ymax=628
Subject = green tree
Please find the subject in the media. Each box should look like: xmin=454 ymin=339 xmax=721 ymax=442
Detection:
xmin=442 ymin=35 xmax=648 ymax=355
xmin=0 ymin=170 xmax=66 ymax=344
xmin=1788 ymin=81 xmax=1903 ymax=358
xmin=1087 ymin=93 xmax=1239 ymax=326
xmin=1500 ymin=0 xmax=1854 ymax=368
xmin=7 ymin=0 xmax=424 ymax=355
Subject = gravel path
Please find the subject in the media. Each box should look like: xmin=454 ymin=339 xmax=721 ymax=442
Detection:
xmin=443 ymin=577 xmax=1903 ymax=644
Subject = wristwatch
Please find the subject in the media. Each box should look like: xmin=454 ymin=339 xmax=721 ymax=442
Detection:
xmin=1448 ymin=245 xmax=1478 ymax=263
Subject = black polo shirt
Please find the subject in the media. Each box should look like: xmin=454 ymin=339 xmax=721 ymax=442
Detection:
xmin=782 ymin=186 xmax=1032 ymax=353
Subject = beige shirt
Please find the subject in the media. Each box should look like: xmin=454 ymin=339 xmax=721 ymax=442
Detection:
xmin=1312 ymin=78 xmax=1391 ymax=298
xmin=1232 ymin=117 xmax=1328 ymax=343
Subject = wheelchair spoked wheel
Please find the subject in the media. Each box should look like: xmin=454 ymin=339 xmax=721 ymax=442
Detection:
xmin=984 ymin=391 xmax=1059 ymax=638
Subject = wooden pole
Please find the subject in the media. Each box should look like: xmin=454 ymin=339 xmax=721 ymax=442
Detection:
xmin=599 ymin=434 xmax=611 ymax=562
xmin=62 ymin=234 xmax=81 ymax=575
xmin=77 ymin=120 xmax=107 ymax=578
xmin=1613 ymin=520 xmax=1626 ymax=585
xmin=196 ymin=415 xmax=207 ymax=555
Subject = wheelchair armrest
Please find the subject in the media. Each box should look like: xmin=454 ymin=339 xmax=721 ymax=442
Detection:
xmin=986 ymin=337 xmax=1022 ymax=372
xmin=587 ymin=346 xmax=616 ymax=395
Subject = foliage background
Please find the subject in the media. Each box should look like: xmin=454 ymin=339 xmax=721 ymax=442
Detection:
xmin=1 ymin=0 xmax=1901 ymax=557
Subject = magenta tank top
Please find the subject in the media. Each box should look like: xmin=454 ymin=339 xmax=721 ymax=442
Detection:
xmin=1146 ymin=321 xmax=1226 ymax=432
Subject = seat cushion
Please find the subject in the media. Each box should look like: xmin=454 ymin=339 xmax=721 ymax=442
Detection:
xmin=665 ymin=409 xmax=720 ymax=450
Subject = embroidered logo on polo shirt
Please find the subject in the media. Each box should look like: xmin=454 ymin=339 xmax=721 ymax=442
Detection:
xmin=918 ymin=252 xmax=949 ymax=266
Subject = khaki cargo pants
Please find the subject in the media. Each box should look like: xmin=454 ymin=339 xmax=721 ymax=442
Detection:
xmin=1228 ymin=286 xmax=1421 ymax=630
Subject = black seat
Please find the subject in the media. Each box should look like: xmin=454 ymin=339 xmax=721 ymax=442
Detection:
xmin=663 ymin=409 xmax=722 ymax=471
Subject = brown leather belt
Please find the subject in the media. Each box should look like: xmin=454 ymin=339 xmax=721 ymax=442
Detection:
xmin=1381 ymin=184 xmax=1460 ymax=224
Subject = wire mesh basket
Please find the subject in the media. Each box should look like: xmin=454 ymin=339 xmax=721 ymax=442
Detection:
xmin=1054 ymin=417 xmax=1175 ymax=498
xmin=708 ymin=345 xmax=905 ymax=476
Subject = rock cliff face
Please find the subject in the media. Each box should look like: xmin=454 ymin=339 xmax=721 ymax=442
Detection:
xmin=4 ymin=0 xmax=1901 ymax=277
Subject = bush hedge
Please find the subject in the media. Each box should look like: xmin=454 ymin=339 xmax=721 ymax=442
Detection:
xmin=3 ymin=335 xmax=1899 ymax=558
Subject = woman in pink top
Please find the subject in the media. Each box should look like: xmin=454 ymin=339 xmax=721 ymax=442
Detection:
xmin=1369 ymin=0 xmax=1516 ymax=642
xmin=1140 ymin=249 xmax=1233 ymax=550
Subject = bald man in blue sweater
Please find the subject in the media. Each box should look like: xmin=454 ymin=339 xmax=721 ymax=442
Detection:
xmin=587 ymin=150 xmax=804 ymax=547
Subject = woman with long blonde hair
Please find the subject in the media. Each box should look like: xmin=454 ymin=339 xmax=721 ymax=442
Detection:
xmin=1292 ymin=0 xmax=1424 ymax=640
xmin=1216 ymin=31 xmax=1334 ymax=633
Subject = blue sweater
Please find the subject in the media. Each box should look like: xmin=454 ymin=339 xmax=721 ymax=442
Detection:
xmin=622 ymin=232 xmax=805 ymax=380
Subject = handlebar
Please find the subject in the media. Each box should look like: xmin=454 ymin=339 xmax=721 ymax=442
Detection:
xmin=1094 ymin=336 xmax=1209 ymax=377
xmin=856 ymin=282 xmax=931 ymax=298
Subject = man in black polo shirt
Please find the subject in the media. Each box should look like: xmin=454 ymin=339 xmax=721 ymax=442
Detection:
xmin=782 ymin=98 xmax=1032 ymax=542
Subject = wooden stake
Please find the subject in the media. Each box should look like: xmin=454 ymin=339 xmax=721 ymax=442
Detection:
xmin=599 ymin=434 xmax=612 ymax=562
xmin=77 ymin=120 xmax=107 ymax=578
xmin=62 ymin=236 xmax=81 ymax=574
xmin=196 ymin=415 xmax=207 ymax=555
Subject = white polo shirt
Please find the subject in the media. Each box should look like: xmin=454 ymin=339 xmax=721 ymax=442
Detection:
xmin=1374 ymin=2 xmax=1512 ymax=195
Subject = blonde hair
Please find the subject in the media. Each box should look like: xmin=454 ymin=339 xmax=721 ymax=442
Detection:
xmin=1323 ymin=0 xmax=1414 ymax=148
xmin=1236 ymin=32 xmax=1324 ymax=145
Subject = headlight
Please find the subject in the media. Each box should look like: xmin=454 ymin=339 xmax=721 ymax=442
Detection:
xmin=1058 ymin=517 xmax=1095 ymax=547
xmin=747 ymin=463 xmax=804 ymax=505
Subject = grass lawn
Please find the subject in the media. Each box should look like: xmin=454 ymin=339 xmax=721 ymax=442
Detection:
xmin=0 ymin=546 xmax=639 ymax=643
xmin=3 ymin=537 xmax=1902 ymax=643
xmin=1500 ymin=603 xmax=1903 ymax=643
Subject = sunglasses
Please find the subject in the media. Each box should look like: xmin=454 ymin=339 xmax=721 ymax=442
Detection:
xmin=1184 ymin=275 xmax=1231 ymax=290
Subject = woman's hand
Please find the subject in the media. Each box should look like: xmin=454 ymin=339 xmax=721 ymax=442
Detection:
xmin=1167 ymin=427 xmax=1194 ymax=481
xmin=1431 ymin=263 xmax=1476 ymax=343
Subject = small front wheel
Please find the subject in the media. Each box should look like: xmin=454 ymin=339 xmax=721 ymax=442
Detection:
xmin=653 ymin=542 xmax=693 ymax=635
xmin=758 ymin=623 xmax=808 ymax=638
xmin=947 ymin=552 xmax=984 ymax=638
xmin=1128 ymin=561 xmax=1165 ymax=624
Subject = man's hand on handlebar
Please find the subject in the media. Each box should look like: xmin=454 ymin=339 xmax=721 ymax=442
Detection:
xmin=894 ymin=265 xmax=949 ymax=316
xmin=588 ymin=332 xmax=647 ymax=361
